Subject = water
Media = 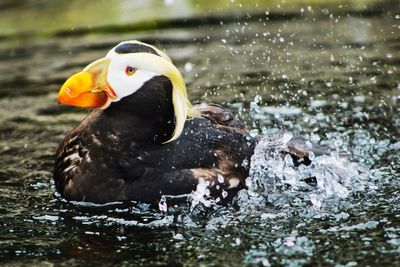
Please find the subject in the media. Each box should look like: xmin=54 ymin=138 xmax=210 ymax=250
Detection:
xmin=1 ymin=1 xmax=399 ymax=266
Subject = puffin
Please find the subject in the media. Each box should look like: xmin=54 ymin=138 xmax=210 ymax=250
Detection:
xmin=54 ymin=40 xmax=312 ymax=204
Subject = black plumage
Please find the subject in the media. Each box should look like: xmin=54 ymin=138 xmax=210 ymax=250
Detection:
xmin=114 ymin=42 xmax=161 ymax=56
xmin=54 ymin=75 xmax=255 ymax=203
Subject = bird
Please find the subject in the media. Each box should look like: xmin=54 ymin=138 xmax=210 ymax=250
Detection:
xmin=54 ymin=40 xmax=313 ymax=204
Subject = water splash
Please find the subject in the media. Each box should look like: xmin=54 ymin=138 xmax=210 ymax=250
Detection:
xmin=248 ymin=133 xmax=372 ymax=208
xmin=190 ymin=178 xmax=216 ymax=210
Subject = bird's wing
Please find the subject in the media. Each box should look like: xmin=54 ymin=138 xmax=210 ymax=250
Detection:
xmin=192 ymin=102 xmax=248 ymax=134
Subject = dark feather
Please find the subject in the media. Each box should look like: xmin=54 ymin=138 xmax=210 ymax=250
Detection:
xmin=54 ymin=76 xmax=256 ymax=203
xmin=114 ymin=42 xmax=160 ymax=56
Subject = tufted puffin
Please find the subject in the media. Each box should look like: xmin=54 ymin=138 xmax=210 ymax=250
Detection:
xmin=54 ymin=40 xmax=313 ymax=204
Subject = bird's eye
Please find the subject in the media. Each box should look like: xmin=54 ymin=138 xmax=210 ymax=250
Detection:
xmin=125 ymin=66 xmax=137 ymax=76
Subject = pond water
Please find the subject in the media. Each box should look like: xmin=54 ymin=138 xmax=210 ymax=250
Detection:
xmin=0 ymin=1 xmax=399 ymax=266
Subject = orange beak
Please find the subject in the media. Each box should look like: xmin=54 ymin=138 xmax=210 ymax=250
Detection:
xmin=58 ymin=57 xmax=117 ymax=108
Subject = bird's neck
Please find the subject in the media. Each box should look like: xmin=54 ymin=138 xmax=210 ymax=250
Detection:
xmin=101 ymin=75 xmax=175 ymax=144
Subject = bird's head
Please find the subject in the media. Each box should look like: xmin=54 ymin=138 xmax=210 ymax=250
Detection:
xmin=58 ymin=40 xmax=193 ymax=142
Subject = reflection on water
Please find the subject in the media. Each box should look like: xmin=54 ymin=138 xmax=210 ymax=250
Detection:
xmin=0 ymin=0 xmax=399 ymax=266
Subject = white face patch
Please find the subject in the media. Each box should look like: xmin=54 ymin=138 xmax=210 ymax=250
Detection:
xmin=102 ymin=41 xmax=192 ymax=142
xmin=105 ymin=50 xmax=159 ymax=101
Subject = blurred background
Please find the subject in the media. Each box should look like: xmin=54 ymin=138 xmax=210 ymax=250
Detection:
xmin=0 ymin=0 xmax=390 ymax=36
xmin=0 ymin=0 xmax=399 ymax=266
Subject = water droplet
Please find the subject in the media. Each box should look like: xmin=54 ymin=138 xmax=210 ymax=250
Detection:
xmin=235 ymin=237 xmax=241 ymax=245
xmin=184 ymin=62 xmax=193 ymax=72
xmin=245 ymin=177 xmax=252 ymax=188
xmin=242 ymin=159 xmax=249 ymax=168
xmin=158 ymin=196 xmax=168 ymax=212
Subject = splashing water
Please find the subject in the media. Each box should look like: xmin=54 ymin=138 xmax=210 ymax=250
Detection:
xmin=248 ymin=132 xmax=374 ymax=209
xmin=152 ymin=130 xmax=378 ymax=218
xmin=190 ymin=178 xmax=216 ymax=210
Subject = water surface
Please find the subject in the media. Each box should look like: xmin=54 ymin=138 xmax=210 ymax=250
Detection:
xmin=0 ymin=1 xmax=399 ymax=266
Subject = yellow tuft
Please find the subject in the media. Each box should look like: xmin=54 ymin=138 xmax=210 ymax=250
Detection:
xmin=167 ymin=70 xmax=193 ymax=143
